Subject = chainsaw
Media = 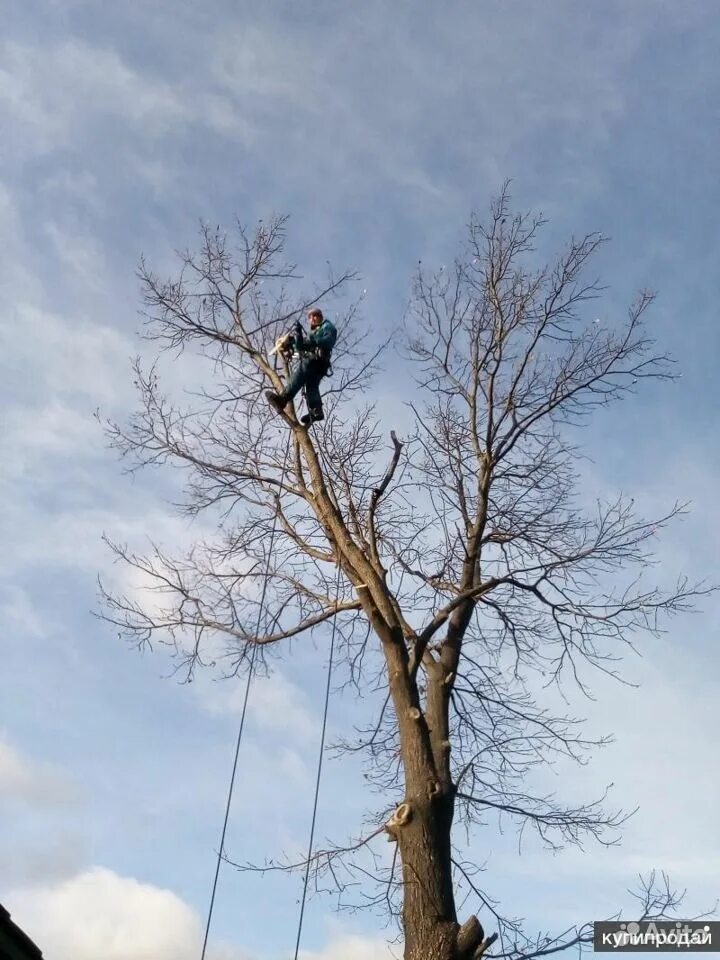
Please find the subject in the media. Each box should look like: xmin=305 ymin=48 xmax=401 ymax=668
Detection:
xmin=268 ymin=331 xmax=296 ymax=359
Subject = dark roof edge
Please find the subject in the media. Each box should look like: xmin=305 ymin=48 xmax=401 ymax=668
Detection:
xmin=0 ymin=903 xmax=43 ymax=958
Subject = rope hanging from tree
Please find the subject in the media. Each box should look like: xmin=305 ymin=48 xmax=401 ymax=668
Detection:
xmin=292 ymin=563 xmax=341 ymax=960
xmin=200 ymin=430 xmax=340 ymax=960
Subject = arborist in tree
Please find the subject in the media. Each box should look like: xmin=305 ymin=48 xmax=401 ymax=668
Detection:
xmin=266 ymin=308 xmax=337 ymax=425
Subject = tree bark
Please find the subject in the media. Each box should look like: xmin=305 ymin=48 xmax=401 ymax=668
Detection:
xmin=398 ymin=787 xmax=458 ymax=960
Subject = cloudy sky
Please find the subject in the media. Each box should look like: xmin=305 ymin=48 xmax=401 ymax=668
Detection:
xmin=2 ymin=1 xmax=719 ymax=958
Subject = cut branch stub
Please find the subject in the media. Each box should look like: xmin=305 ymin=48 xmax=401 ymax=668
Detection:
xmin=457 ymin=916 xmax=485 ymax=959
xmin=408 ymin=706 xmax=422 ymax=720
xmin=385 ymin=801 xmax=413 ymax=840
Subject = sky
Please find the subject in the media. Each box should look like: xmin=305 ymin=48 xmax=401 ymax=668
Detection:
xmin=1 ymin=1 xmax=719 ymax=958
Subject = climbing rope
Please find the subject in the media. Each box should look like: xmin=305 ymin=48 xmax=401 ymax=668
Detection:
xmin=292 ymin=563 xmax=341 ymax=960
xmin=200 ymin=433 xmax=292 ymax=960
xmin=201 ymin=419 xmax=343 ymax=960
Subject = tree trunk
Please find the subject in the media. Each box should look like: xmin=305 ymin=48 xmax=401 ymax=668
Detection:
xmin=399 ymin=789 xmax=458 ymax=960
xmin=376 ymin=621 xmax=460 ymax=958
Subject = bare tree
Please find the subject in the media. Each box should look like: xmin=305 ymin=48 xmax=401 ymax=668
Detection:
xmin=100 ymin=191 xmax=712 ymax=960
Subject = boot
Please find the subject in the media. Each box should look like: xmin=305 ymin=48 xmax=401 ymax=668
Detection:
xmin=265 ymin=391 xmax=288 ymax=413
xmin=301 ymin=407 xmax=324 ymax=426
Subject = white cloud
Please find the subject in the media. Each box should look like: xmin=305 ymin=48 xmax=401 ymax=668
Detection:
xmin=0 ymin=736 xmax=79 ymax=807
xmin=300 ymin=934 xmax=397 ymax=960
xmin=197 ymin=670 xmax=318 ymax=743
xmin=0 ymin=40 xmax=189 ymax=150
xmin=211 ymin=25 xmax=326 ymax=109
xmin=0 ymin=183 xmax=41 ymax=300
xmin=0 ymin=303 xmax=132 ymax=405
xmin=489 ymin=641 xmax=720 ymax=931
xmin=0 ymin=37 xmax=255 ymax=157
xmin=248 ymin=672 xmax=318 ymax=741
xmin=43 ymin=221 xmax=108 ymax=292
xmin=6 ymin=869 xmax=391 ymax=960
xmin=0 ymin=585 xmax=47 ymax=639
xmin=588 ymin=654 xmax=720 ymax=866
xmin=1 ymin=403 xmax=99 ymax=485
xmin=201 ymin=6 xmax=637 ymax=205
xmin=6 ymin=867 xmax=245 ymax=960
xmin=1 ymin=834 xmax=90 ymax=888
xmin=0 ymin=505 xmax=183 ymax=578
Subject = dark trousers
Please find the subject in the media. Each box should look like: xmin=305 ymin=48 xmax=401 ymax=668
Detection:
xmin=284 ymin=357 xmax=329 ymax=410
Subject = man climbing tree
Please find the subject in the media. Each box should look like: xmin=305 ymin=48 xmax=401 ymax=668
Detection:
xmin=266 ymin=306 xmax=337 ymax=424
xmin=101 ymin=194 xmax=710 ymax=960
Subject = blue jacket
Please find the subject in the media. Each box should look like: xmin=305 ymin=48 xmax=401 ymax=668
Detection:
xmin=304 ymin=319 xmax=337 ymax=358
